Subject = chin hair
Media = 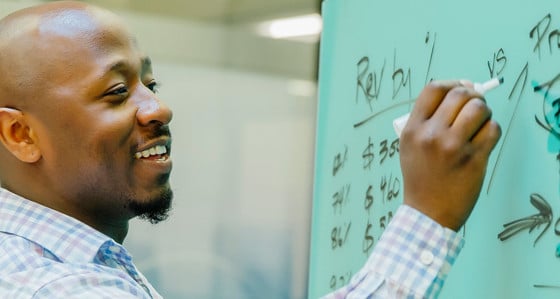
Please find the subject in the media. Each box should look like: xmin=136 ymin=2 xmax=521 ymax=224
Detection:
xmin=129 ymin=188 xmax=173 ymax=224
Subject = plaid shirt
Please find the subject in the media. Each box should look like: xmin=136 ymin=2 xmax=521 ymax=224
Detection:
xmin=0 ymin=187 xmax=161 ymax=298
xmin=323 ymin=205 xmax=464 ymax=299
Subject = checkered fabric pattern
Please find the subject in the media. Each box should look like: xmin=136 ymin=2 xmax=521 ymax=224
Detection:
xmin=322 ymin=205 xmax=464 ymax=299
xmin=0 ymin=187 xmax=161 ymax=298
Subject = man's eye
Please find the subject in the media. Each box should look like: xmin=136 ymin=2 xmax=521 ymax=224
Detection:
xmin=103 ymin=84 xmax=129 ymax=105
xmin=107 ymin=86 xmax=129 ymax=96
xmin=146 ymin=81 xmax=160 ymax=93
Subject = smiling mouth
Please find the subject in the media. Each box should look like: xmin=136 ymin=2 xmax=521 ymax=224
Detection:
xmin=135 ymin=145 xmax=169 ymax=160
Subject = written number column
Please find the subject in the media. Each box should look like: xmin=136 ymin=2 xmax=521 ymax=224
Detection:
xmin=329 ymin=144 xmax=353 ymax=291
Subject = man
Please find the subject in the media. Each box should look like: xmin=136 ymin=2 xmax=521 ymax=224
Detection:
xmin=0 ymin=1 xmax=501 ymax=298
xmin=0 ymin=1 xmax=171 ymax=297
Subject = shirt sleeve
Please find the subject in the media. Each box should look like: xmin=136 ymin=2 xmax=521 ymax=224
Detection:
xmin=321 ymin=204 xmax=464 ymax=299
xmin=31 ymin=271 xmax=156 ymax=299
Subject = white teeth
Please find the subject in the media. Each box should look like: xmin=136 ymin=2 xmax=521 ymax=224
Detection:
xmin=156 ymin=145 xmax=166 ymax=154
xmin=135 ymin=145 xmax=168 ymax=159
xmin=156 ymin=145 xmax=167 ymax=154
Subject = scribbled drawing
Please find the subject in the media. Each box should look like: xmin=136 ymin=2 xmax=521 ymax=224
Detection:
xmin=534 ymin=100 xmax=560 ymax=139
xmin=498 ymin=193 xmax=553 ymax=246
xmin=534 ymin=77 xmax=560 ymax=139
xmin=533 ymin=77 xmax=560 ymax=175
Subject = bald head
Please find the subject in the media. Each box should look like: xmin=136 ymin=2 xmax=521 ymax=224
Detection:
xmin=0 ymin=1 xmax=131 ymax=108
xmin=0 ymin=1 xmax=141 ymax=173
xmin=0 ymin=0 xmax=138 ymax=182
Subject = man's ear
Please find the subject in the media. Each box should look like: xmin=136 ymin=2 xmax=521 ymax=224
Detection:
xmin=0 ymin=108 xmax=41 ymax=163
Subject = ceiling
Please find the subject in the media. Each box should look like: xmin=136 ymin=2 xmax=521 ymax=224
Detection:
xmin=36 ymin=0 xmax=321 ymax=80
xmin=79 ymin=0 xmax=320 ymax=24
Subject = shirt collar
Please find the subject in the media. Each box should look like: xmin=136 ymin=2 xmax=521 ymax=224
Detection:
xmin=0 ymin=187 xmax=116 ymax=263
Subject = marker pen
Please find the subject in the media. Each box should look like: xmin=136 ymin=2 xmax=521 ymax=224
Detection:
xmin=393 ymin=77 xmax=504 ymax=137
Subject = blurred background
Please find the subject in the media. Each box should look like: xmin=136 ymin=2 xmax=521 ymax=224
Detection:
xmin=0 ymin=0 xmax=320 ymax=298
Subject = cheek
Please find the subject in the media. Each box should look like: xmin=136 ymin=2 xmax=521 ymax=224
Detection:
xmin=93 ymin=108 xmax=137 ymax=150
xmin=41 ymin=107 xmax=136 ymax=175
xmin=91 ymin=110 xmax=139 ymax=170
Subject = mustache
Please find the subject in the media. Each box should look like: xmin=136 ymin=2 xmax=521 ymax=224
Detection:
xmin=146 ymin=124 xmax=172 ymax=140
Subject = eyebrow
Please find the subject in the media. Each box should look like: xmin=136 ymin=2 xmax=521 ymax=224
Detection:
xmin=103 ymin=56 xmax=153 ymax=76
xmin=141 ymin=56 xmax=152 ymax=69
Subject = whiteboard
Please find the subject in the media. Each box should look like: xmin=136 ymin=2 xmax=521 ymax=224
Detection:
xmin=308 ymin=1 xmax=560 ymax=298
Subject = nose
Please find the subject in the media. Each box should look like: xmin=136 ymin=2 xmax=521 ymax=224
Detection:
xmin=136 ymin=88 xmax=173 ymax=127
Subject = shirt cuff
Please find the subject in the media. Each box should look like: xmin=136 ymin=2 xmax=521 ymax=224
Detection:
xmin=363 ymin=204 xmax=465 ymax=298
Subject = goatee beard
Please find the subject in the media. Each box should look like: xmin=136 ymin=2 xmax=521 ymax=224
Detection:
xmin=128 ymin=188 xmax=173 ymax=224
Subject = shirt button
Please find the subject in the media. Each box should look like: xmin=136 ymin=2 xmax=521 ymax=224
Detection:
xmin=420 ymin=250 xmax=434 ymax=265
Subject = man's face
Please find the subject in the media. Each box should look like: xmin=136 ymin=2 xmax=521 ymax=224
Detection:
xmin=17 ymin=8 xmax=174 ymax=223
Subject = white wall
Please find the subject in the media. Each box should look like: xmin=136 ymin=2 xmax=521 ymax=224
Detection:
xmin=1 ymin=1 xmax=317 ymax=298
xmin=126 ymin=63 xmax=316 ymax=299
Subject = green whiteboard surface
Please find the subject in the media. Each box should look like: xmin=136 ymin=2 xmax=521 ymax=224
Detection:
xmin=308 ymin=1 xmax=560 ymax=298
